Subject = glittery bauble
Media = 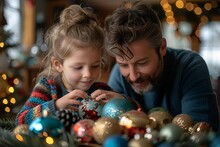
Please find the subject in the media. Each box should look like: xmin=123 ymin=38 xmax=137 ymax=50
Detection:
xmin=189 ymin=132 xmax=209 ymax=146
xmin=101 ymin=98 xmax=135 ymax=120
xmin=144 ymin=125 xmax=160 ymax=145
xmin=119 ymin=110 xmax=150 ymax=138
xmin=56 ymin=109 xmax=80 ymax=131
xmin=29 ymin=116 xmax=65 ymax=137
xmin=129 ymin=137 xmax=153 ymax=147
xmin=172 ymin=114 xmax=194 ymax=132
xmin=103 ymin=135 xmax=128 ymax=147
xmin=92 ymin=117 xmax=122 ymax=144
xmin=192 ymin=122 xmax=212 ymax=134
xmin=72 ymin=119 xmax=95 ymax=143
xmin=13 ymin=124 xmax=29 ymax=134
xmin=78 ymin=98 xmax=103 ymax=121
xmin=159 ymin=123 xmax=183 ymax=143
xmin=148 ymin=111 xmax=173 ymax=130
xmin=210 ymin=135 xmax=220 ymax=147
xmin=148 ymin=107 xmax=168 ymax=114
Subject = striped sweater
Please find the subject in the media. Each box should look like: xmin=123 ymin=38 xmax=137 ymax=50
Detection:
xmin=16 ymin=78 xmax=112 ymax=125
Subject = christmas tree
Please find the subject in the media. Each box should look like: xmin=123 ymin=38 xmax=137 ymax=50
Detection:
xmin=0 ymin=0 xmax=27 ymax=130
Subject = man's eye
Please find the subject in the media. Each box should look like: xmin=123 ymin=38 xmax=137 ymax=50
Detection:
xmin=119 ymin=64 xmax=128 ymax=68
xmin=92 ymin=65 xmax=100 ymax=68
xmin=137 ymin=61 xmax=148 ymax=65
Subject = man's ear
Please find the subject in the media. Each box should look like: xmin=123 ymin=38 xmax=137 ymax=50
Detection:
xmin=52 ymin=57 xmax=62 ymax=72
xmin=160 ymin=38 xmax=167 ymax=57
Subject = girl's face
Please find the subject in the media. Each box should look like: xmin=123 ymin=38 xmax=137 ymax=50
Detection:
xmin=55 ymin=47 xmax=101 ymax=92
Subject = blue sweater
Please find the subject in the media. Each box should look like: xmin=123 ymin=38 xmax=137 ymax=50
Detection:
xmin=108 ymin=48 xmax=220 ymax=131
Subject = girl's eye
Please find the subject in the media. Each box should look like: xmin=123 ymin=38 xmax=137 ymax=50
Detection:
xmin=73 ymin=67 xmax=82 ymax=70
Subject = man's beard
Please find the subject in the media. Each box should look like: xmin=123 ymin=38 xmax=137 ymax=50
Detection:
xmin=126 ymin=59 xmax=163 ymax=95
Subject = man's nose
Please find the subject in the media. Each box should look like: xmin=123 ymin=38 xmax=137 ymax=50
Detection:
xmin=128 ymin=66 xmax=139 ymax=81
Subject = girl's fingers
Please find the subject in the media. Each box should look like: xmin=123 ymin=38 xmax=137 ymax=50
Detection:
xmin=66 ymin=105 xmax=78 ymax=111
xmin=69 ymin=89 xmax=87 ymax=99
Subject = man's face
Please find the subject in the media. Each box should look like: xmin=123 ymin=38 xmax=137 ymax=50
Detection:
xmin=115 ymin=39 xmax=166 ymax=94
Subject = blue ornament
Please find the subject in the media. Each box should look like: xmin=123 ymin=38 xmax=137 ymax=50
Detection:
xmin=210 ymin=135 xmax=220 ymax=147
xmin=103 ymin=135 xmax=128 ymax=147
xmin=101 ymin=98 xmax=135 ymax=120
xmin=29 ymin=115 xmax=65 ymax=137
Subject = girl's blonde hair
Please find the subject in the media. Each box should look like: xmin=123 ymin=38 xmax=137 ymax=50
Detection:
xmin=37 ymin=5 xmax=104 ymax=81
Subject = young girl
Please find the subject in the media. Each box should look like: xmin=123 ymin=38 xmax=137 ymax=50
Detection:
xmin=16 ymin=4 xmax=115 ymax=125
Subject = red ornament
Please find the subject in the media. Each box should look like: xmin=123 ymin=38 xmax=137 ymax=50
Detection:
xmin=72 ymin=119 xmax=95 ymax=143
xmin=78 ymin=98 xmax=103 ymax=121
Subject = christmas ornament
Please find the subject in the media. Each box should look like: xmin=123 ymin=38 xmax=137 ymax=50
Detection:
xmin=210 ymin=135 xmax=220 ymax=147
xmin=159 ymin=123 xmax=183 ymax=143
xmin=101 ymin=98 xmax=135 ymax=120
xmin=71 ymin=119 xmax=94 ymax=143
xmin=189 ymin=132 xmax=209 ymax=146
xmin=144 ymin=125 xmax=160 ymax=145
xmin=157 ymin=142 xmax=176 ymax=147
xmin=56 ymin=109 xmax=80 ymax=131
xmin=29 ymin=110 xmax=65 ymax=137
xmin=92 ymin=117 xmax=122 ymax=144
xmin=148 ymin=107 xmax=168 ymax=114
xmin=191 ymin=122 xmax=212 ymax=134
xmin=172 ymin=114 xmax=194 ymax=132
xmin=13 ymin=124 xmax=29 ymax=134
xmin=148 ymin=110 xmax=173 ymax=130
xmin=128 ymin=135 xmax=153 ymax=147
xmin=78 ymin=97 xmax=103 ymax=121
xmin=119 ymin=110 xmax=150 ymax=138
xmin=103 ymin=135 xmax=128 ymax=147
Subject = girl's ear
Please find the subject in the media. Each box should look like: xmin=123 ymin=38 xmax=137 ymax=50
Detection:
xmin=160 ymin=38 xmax=167 ymax=57
xmin=51 ymin=57 xmax=62 ymax=72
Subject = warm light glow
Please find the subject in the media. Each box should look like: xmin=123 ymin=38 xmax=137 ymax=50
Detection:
xmin=195 ymin=29 xmax=200 ymax=38
xmin=5 ymin=107 xmax=10 ymax=112
xmin=15 ymin=134 xmax=24 ymax=142
xmin=165 ymin=11 xmax=174 ymax=17
xmin=43 ymin=132 xmax=48 ymax=137
xmin=2 ymin=74 xmax=7 ymax=80
xmin=10 ymin=97 xmax=16 ymax=104
xmin=162 ymin=3 xmax=171 ymax=10
xmin=204 ymin=3 xmax=212 ymax=11
xmin=45 ymin=136 xmax=54 ymax=145
xmin=175 ymin=0 xmax=184 ymax=9
xmin=0 ymin=42 xmax=4 ymax=48
xmin=211 ymin=1 xmax=218 ymax=8
xmin=201 ymin=15 xmax=209 ymax=23
xmin=8 ymin=87 xmax=14 ymax=93
xmin=160 ymin=0 xmax=168 ymax=6
xmin=194 ymin=7 xmax=202 ymax=15
xmin=13 ymin=78 xmax=20 ymax=85
xmin=185 ymin=3 xmax=194 ymax=11
xmin=2 ymin=99 xmax=8 ymax=104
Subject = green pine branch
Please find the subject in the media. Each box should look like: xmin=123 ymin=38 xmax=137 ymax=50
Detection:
xmin=0 ymin=116 xmax=16 ymax=131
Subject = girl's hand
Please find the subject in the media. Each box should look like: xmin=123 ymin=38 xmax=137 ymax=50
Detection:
xmin=55 ymin=89 xmax=87 ymax=111
xmin=91 ymin=89 xmax=124 ymax=102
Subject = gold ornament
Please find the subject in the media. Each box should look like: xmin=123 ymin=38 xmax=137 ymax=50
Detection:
xmin=13 ymin=124 xmax=29 ymax=134
xmin=119 ymin=110 xmax=150 ymax=128
xmin=92 ymin=117 xmax=121 ymax=144
xmin=172 ymin=114 xmax=194 ymax=132
xmin=129 ymin=137 xmax=153 ymax=147
xmin=191 ymin=122 xmax=212 ymax=134
xmin=148 ymin=111 xmax=173 ymax=130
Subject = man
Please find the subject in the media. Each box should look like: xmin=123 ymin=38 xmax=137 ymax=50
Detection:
xmin=103 ymin=0 xmax=219 ymax=131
